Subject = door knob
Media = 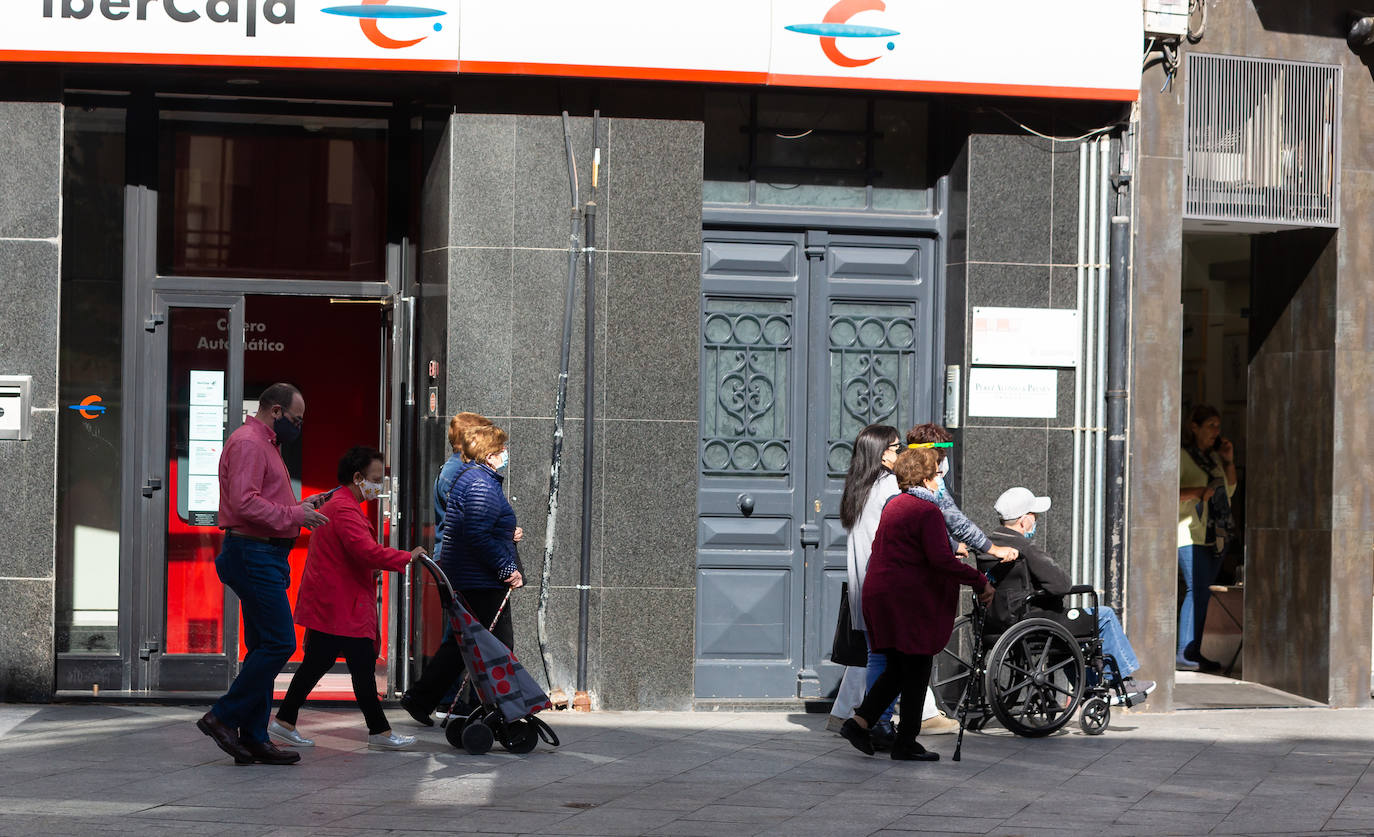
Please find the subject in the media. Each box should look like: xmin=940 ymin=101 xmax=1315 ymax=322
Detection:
xmin=737 ymin=494 xmax=755 ymax=517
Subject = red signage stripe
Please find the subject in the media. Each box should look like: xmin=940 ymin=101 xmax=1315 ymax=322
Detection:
xmin=767 ymin=71 xmax=1139 ymax=102
xmin=459 ymin=59 xmax=769 ymax=85
xmin=0 ymin=49 xmax=457 ymax=72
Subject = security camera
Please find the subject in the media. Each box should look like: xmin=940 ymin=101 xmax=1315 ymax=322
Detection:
xmin=1348 ymin=10 xmax=1374 ymax=50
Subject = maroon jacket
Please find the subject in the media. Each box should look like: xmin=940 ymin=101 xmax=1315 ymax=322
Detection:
xmin=862 ymin=492 xmax=989 ymax=656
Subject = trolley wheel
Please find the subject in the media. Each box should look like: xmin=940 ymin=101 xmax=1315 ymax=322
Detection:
xmin=498 ymin=718 xmax=539 ymax=754
xmin=984 ymin=617 xmax=1085 ymax=738
xmin=1079 ymin=696 xmax=1110 ymax=736
xmin=444 ymin=716 xmax=468 ymax=748
xmin=460 ymin=718 xmax=495 ymax=754
xmin=931 ymin=615 xmax=981 ymax=718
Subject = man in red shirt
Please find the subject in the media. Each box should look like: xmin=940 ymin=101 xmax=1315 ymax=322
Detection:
xmin=196 ymin=382 xmax=329 ymax=765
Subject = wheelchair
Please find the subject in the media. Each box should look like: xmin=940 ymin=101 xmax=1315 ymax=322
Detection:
xmin=930 ymin=584 xmax=1137 ymax=737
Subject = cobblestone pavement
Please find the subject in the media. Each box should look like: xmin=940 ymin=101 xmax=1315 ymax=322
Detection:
xmin=2 ymin=703 xmax=1374 ymax=836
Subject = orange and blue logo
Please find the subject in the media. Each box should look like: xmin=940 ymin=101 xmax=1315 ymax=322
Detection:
xmin=786 ymin=0 xmax=900 ymax=68
xmin=322 ymin=0 xmax=445 ymax=49
xmin=68 ymin=395 xmax=106 ymax=419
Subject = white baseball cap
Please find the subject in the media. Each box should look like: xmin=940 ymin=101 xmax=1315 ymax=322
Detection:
xmin=994 ymin=487 xmax=1052 ymax=521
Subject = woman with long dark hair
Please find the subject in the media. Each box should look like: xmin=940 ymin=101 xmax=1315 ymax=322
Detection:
xmin=1178 ymin=404 xmax=1236 ymax=671
xmin=828 ymin=425 xmax=902 ymax=741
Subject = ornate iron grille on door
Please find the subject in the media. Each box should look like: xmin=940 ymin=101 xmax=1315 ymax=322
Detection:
xmin=826 ymin=301 xmax=918 ymax=477
xmin=701 ymin=298 xmax=793 ymax=476
xmin=1185 ymin=52 xmax=1340 ymax=227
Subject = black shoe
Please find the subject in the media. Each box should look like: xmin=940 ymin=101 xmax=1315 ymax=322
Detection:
xmin=235 ymin=739 xmax=301 ymax=765
xmin=197 ymin=712 xmax=254 ymax=763
xmin=870 ymin=720 xmax=896 ymax=752
xmin=400 ymin=691 xmax=435 ymax=727
xmin=839 ymin=718 xmax=875 ymax=756
xmin=1182 ymin=646 xmax=1222 ymax=673
xmin=890 ymin=740 xmax=939 ymax=762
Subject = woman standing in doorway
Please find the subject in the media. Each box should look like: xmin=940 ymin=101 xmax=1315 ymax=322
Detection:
xmin=1178 ymin=404 xmax=1237 ymax=672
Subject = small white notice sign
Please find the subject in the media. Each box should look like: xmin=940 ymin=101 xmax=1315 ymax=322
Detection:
xmin=972 ymin=307 xmax=1080 ymax=367
xmin=186 ymin=475 xmax=220 ymax=513
xmin=189 ymin=370 xmax=224 ymax=406
xmin=188 ymin=441 xmax=223 ymax=476
xmin=968 ymin=368 xmax=1059 ymax=419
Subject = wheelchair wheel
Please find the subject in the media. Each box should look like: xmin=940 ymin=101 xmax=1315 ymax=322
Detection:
xmin=984 ymin=617 xmax=1084 ymax=738
xmin=1079 ymin=696 xmax=1110 ymax=736
xmin=932 ymin=615 xmax=977 ymax=716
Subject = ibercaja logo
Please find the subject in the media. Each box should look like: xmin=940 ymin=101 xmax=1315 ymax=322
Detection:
xmin=786 ymin=0 xmax=901 ymax=68
xmin=41 ymin=0 xmax=446 ymax=46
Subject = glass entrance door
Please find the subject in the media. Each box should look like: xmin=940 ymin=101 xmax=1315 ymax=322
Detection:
xmin=136 ymin=295 xmax=245 ymax=691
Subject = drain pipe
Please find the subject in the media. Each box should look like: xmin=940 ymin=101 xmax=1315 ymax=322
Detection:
xmin=575 ymin=112 xmax=601 ymax=708
xmin=1070 ymin=142 xmax=1087 ymax=578
xmin=1093 ymin=137 xmax=1111 ymax=592
xmin=1105 ymin=214 xmax=1130 ymax=610
xmin=536 ymin=112 xmax=582 ymax=696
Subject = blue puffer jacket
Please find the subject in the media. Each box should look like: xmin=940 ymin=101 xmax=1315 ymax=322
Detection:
xmin=439 ymin=463 xmax=518 ymax=590
xmin=432 ymin=454 xmax=472 ymax=564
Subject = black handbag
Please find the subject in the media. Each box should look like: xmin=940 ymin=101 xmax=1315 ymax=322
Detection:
xmin=830 ymin=582 xmax=868 ymax=667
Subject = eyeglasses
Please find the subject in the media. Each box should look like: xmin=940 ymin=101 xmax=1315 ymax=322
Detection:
xmin=885 ymin=443 xmax=902 ymax=452
xmin=908 ymin=442 xmax=952 ymax=449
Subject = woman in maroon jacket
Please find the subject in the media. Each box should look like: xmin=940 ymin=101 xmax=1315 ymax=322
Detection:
xmin=841 ymin=448 xmax=995 ymax=761
xmin=269 ymin=446 xmax=427 ymax=751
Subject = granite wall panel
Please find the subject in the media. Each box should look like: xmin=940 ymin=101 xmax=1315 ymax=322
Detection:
xmin=0 ymin=579 xmax=53 ymax=702
xmin=0 ymin=101 xmax=61 ymax=241
xmin=967 ymin=133 xmax=1053 ymax=265
xmin=425 ymin=112 xmax=701 ymax=708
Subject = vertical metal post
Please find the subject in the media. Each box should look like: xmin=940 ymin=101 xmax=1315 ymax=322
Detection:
xmin=1106 ymin=216 xmax=1130 ymax=610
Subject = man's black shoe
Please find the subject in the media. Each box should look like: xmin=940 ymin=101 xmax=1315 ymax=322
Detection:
xmin=400 ymin=691 xmax=435 ymax=727
xmin=870 ymin=720 xmax=896 ymax=752
xmin=890 ymin=740 xmax=939 ymax=761
xmin=236 ymin=739 xmax=302 ymax=765
xmin=197 ymin=711 xmax=253 ymax=763
xmin=839 ymin=718 xmax=875 ymax=756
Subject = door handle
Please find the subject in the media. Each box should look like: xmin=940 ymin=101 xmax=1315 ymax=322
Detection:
xmin=800 ymin=523 xmax=820 ymax=547
xmin=737 ymin=493 xmax=755 ymax=516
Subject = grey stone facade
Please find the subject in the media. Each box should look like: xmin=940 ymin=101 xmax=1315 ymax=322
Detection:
xmin=0 ymin=91 xmax=62 ymax=701
xmin=1132 ymin=1 xmax=1374 ymax=707
xmin=420 ymin=113 xmax=703 ymax=709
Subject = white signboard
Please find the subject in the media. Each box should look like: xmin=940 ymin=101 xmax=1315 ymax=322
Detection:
xmin=189 ymin=369 xmax=224 ymax=406
xmin=186 ymin=474 xmax=221 ymax=512
xmin=188 ymin=405 xmax=224 ymax=439
xmin=0 ymin=0 xmax=1141 ymax=101
xmin=188 ymin=440 xmax=223 ymax=476
xmin=967 ymin=367 xmax=1058 ymax=419
xmin=187 ymin=370 xmax=225 ymax=520
xmin=972 ymin=307 xmax=1081 ymax=368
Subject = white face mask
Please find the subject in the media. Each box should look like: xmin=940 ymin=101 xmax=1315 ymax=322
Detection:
xmin=357 ymin=478 xmax=384 ymax=501
xmin=490 ymin=450 xmax=509 ymax=471
xmin=937 ymin=457 xmax=950 ymax=478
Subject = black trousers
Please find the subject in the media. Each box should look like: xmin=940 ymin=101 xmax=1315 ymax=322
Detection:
xmin=854 ymin=649 xmax=933 ymax=745
xmin=408 ymin=587 xmax=514 ymax=714
xmin=277 ymin=629 xmax=390 ymax=735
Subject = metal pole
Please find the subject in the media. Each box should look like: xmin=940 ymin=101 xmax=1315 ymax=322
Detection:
xmin=577 ymin=112 xmax=601 ymax=694
xmin=1105 ymin=215 xmax=1130 ymax=611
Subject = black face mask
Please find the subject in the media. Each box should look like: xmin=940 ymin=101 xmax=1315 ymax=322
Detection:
xmin=273 ymin=413 xmax=301 ymax=445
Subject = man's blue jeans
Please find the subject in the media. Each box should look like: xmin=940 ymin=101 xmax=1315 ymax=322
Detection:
xmin=1177 ymin=544 xmax=1221 ymax=659
xmin=1088 ymin=606 xmax=1139 ymax=677
xmin=211 ymin=537 xmax=296 ymax=744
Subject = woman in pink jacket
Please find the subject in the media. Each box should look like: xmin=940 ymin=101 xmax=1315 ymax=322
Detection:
xmin=270 ymin=446 xmax=426 ymax=751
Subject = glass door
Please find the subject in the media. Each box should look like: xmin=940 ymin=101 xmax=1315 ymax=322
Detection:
xmin=136 ymin=294 xmax=245 ymax=691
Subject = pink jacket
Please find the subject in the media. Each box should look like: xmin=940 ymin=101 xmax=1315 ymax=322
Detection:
xmin=294 ymin=488 xmax=411 ymax=640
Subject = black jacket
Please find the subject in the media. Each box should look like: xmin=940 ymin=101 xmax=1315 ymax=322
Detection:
xmin=978 ymin=526 xmax=1073 ymax=633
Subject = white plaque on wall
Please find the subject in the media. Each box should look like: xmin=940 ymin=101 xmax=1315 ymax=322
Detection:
xmin=971 ymin=307 xmax=1080 ymax=368
xmin=967 ymin=367 xmax=1058 ymax=419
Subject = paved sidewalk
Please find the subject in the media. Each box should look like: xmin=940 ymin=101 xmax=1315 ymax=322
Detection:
xmin=1 ymin=703 xmax=1373 ymax=836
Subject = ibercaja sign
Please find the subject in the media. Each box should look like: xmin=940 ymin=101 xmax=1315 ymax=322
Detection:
xmin=6 ymin=0 xmax=460 ymax=70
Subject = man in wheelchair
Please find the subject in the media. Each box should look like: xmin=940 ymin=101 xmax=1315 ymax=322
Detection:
xmin=982 ymin=487 xmax=1155 ymax=707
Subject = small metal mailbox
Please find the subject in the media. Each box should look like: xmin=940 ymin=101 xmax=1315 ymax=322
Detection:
xmin=0 ymin=375 xmax=32 ymax=440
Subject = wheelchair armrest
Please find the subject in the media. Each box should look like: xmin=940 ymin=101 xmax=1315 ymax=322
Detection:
xmin=1068 ymin=585 xmax=1095 ymax=595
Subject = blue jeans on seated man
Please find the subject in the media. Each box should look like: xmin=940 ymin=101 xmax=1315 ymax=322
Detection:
xmin=212 ymin=538 xmax=297 ymax=744
xmin=1087 ymin=606 xmax=1139 ymax=678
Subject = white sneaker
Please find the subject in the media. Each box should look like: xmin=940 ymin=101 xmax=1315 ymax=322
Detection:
xmin=1113 ymin=678 xmax=1157 ymax=706
xmin=267 ymin=720 xmax=315 ymax=747
xmin=368 ymin=731 xmax=417 ymax=750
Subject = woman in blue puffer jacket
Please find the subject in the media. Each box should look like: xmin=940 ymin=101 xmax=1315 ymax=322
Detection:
xmin=401 ymin=425 xmax=524 ymax=725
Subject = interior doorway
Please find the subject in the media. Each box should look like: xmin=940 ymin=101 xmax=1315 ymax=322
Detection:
xmin=134 ymin=294 xmax=393 ymax=694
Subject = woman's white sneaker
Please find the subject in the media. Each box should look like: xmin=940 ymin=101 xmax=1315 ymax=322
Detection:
xmin=267 ymin=720 xmax=315 ymax=747
xmin=368 ymin=731 xmax=417 ymax=750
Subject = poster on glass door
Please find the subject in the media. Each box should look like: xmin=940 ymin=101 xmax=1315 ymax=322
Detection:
xmin=186 ymin=369 xmax=224 ymax=526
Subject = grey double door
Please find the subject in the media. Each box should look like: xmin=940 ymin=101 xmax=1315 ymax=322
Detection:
xmin=695 ymin=229 xmax=937 ymax=700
